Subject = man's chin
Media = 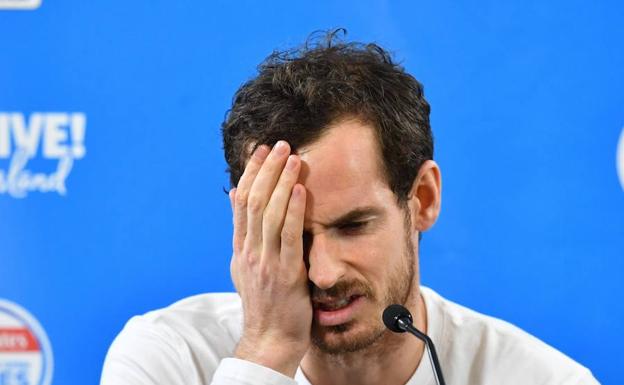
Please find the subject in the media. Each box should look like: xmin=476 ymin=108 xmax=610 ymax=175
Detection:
xmin=310 ymin=321 xmax=386 ymax=355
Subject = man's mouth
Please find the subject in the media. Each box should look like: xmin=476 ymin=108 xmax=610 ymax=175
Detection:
xmin=314 ymin=295 xmax=362 ymax=311
xmin=312 ymin=294 xmax=366 ymax=326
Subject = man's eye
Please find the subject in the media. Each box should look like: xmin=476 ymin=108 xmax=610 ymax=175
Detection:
xmin=338 ymin=221 xmax=366 ymax=232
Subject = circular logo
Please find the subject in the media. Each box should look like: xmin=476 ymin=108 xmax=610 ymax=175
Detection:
xmin=618 ymin=127 xmax=624 ymax=191
xmin=0 ymin=299 xmax=53 ymax=385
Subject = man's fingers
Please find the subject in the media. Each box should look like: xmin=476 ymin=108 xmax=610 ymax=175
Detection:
xmin=246 ymin=141 xmax=291 ymax=252
xmin=262 ymin=155 xmax=301 ymax=255
xmin=280 ymin=184 xmax=306 ymax=265
xmin=233 ymin=145 xmax=270 ymax=254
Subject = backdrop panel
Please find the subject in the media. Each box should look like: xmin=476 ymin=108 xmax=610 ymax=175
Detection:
xmin=1 ymin=1 xmax=622 ymax=384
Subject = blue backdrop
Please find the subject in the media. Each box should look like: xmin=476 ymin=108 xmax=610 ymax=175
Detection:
xmin=1 ymin=1 xmax=622 ymax=384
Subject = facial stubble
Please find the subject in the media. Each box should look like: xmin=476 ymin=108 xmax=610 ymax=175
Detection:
xmin=310 ymin=213 xmax=417 ymax=355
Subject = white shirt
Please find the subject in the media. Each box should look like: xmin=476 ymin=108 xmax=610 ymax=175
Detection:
xmin=100 ymin=287 xmax=599 ymax=385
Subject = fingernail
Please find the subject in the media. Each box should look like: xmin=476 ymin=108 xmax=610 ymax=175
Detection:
xmin=274 ymin=140 xmax=289 ymax=155
xmin=254 ymin=145 xmax=270 ymax=160
xmin=286 ymin=155 xmax=298 ymax=170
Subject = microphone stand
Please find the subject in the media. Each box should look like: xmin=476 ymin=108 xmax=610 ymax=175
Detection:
xmin=396 ymin=317 xmax=446 ymax=385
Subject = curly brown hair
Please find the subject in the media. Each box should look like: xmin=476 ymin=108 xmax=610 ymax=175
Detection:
xmin=222 ymin=29 xmax=433 ymax=204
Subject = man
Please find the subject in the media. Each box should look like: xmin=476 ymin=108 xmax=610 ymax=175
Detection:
xmin=101 ymin=31 xmax=599 ymax=385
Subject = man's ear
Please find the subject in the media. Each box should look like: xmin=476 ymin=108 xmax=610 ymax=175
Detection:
xmin=407 ymin=160 xmax=442 ymax=233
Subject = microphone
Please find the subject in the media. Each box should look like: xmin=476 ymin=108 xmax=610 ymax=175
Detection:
xmin=383 ymin=304 xmax=446 ymax=385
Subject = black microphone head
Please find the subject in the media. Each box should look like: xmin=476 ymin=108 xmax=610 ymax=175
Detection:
xmin=382 ymin=304 xmax=413 ymax=333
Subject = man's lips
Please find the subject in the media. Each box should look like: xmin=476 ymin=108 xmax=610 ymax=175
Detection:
xmin=313 ymin=294 xmax=360 ymax=310
xmin=312 ymin=295 xmax=365 ymax=326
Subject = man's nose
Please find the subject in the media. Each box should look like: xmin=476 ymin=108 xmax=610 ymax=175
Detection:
xmin=306 ymin=234 xmax=346 ymax=290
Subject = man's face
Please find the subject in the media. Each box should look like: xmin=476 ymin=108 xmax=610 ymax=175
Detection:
xmin=298 ymin=118 xmax=420 ymax=355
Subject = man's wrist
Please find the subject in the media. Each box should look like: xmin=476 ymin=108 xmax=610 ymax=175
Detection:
xmin=234 ymin=337 xmax=306 ymax=378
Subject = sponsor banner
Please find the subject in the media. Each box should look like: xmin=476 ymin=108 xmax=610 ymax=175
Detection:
xmin=0 ymin=112 xmax=87 ymax=198
xmin=0 ymin=0 xmax=41 ymax=9
xmin=0 ymin=300 xmax=53 ymax=385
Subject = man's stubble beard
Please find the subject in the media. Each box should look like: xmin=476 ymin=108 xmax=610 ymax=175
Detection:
xmin=310 ymin=213 xmax=417 ymax=356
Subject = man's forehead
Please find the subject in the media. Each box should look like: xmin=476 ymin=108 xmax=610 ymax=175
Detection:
xmin=297 ymin=119 xmax=392 ymax=227
xmin=297 ymin=118 xmax=385 ymax=183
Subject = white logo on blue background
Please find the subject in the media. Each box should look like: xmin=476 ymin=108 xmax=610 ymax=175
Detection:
xmin=618 ymin=127 xmax=624 ymax=191
xmin=0 ymin=0 xmax=41 ymax=10
xmin=0 ymin=112 xmax=87 ymax=198
xmin=0 ymin=299 xmax=53 ymax=385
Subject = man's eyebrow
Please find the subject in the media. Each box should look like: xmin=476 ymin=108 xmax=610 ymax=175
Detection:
xmin=324 ymin=206 xmax=384 ymax=228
